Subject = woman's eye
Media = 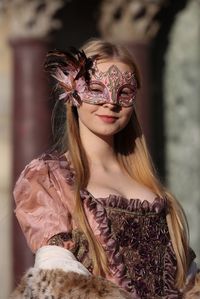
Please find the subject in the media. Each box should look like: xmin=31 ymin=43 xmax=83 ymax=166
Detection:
xmin=120 ymin=89 xmax=133 ymax=97
xmin=91 ymin=88 xmax=102 ymax=92
xmin=89 ymin=84 xmax=103 ymax=93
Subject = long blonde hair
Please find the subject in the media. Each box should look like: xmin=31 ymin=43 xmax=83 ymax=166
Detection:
xmin=64 ymin=38 xmax=189 ymax=288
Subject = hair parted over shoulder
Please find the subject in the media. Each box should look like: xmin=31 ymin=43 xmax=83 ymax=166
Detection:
xmin=52 ymin=38 xmax=189 ymax=288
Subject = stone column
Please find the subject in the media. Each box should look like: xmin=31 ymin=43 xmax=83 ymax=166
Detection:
xmin=1 ymin=0 xmax=66 ymax=284
xmin=10 ymin=38 xmax=52 ymax=282
xmin=98 ymin=0 xmax=169 ymax=155
xmin=164 ymin=0 xmax=200 ymax=264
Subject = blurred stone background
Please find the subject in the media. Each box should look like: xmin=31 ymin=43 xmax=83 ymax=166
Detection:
xmin=0 ymin=0 xmax=199 ymax=297
xmin=0 ymin=16 xmax=12 ymax=299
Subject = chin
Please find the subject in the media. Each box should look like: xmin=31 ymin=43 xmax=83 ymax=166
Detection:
xmin=92 ymin=127 xmax=122 ymax=137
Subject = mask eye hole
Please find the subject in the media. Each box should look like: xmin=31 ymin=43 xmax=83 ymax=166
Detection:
xmin=119 ymin=86 xmax=135 ymax=98
xmin=88 ymin=82 xmax=104 ymax=93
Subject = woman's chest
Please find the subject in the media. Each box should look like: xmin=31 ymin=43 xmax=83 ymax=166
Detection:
xmin=86 ymin=170 xmax=156 ymax=202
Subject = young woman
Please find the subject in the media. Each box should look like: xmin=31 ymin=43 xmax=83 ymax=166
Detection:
xmin=12 ymin=39 xmax=199 ymax=299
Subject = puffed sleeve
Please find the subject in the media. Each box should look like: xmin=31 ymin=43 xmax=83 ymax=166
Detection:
xmin=14 ymin=157 xmax=75 ymax=253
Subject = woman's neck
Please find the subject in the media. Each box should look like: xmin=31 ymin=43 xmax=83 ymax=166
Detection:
xmin=79 ymin=129 xmax=118 ymax=169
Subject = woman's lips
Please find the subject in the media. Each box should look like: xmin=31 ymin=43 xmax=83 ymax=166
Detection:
xmin=96 ymin=114 xmax=118 ymax=123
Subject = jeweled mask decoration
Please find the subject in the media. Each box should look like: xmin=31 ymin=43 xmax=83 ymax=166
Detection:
xmin=81 ymin=61 xmax=137 ymax=107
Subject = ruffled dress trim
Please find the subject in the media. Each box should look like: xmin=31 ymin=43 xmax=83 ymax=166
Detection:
xmin=83 ymin=192 xmax=168 ymax=214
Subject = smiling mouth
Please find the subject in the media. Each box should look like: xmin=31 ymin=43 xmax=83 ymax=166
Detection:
xmin=96 ymin=114 xmax=118 ymax=118
xmin=96 ymin=114 xmax=118 ymax=123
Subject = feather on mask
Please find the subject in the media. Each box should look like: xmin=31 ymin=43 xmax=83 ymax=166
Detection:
xmin=44 ymin=48 xmax=94 ymax=106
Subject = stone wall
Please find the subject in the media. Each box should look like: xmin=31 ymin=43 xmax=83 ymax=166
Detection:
xmin=164 ymin=0 xmax=200 ymax=264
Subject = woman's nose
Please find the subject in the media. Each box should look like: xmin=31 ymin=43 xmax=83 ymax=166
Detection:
xmin=102 ymin=102 xmax=121 ymax=111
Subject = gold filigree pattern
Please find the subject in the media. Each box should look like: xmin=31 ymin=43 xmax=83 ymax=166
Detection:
xmin=48 ymin=232 xmax=72 ymax=247
xmin=48 ymin=230 xmax=93 ymax=273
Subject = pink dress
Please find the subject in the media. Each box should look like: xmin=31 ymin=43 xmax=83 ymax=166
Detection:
xmin=14 ymin=152 xmax=186 ymax=299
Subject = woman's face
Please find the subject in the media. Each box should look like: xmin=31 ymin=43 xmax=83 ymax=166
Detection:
xmin=77 ymin=60 xmax=135 ymax=138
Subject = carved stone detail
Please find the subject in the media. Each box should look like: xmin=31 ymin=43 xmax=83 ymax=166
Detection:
xmin=98 ymin=0 xmax=169 ymax=42
xmin=0 ymin=0 xmax=65 ymax=38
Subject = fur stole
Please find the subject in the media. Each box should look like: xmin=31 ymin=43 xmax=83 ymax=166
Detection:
xmin=10 ymin=268 xmax=200 ymax=299
xmin=10 ymin=268 xmax=133 ymax=299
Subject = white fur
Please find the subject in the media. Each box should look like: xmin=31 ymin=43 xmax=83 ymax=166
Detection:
xmin=34 ymin=245 xmax=90 ymax=276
